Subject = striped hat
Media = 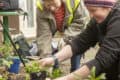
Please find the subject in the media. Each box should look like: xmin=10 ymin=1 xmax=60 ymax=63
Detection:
xmin=84 ymin=0 xmax=117 ymax=8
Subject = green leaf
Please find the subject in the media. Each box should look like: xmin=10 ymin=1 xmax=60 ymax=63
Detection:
xmin=88 ymin=67 xmax=106 ymax=80
xmin=49 ymin=68 xmax=62 ymax=79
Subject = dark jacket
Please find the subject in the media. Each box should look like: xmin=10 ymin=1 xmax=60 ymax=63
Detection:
xmin=69 ymin=1 xmax=120 ymax=80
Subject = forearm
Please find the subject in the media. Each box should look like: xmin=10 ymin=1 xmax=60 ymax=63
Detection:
xmin=54 ymin=45 xmax=73 ymax=62
xmin=65 ymin=65 xmax=90 ymax=80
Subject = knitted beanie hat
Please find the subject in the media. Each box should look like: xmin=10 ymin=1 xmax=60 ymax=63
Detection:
xmin=84 ymin=0 xmax=117 ymax=8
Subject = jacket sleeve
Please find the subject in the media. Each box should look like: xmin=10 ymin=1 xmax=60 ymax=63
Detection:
xmin=64 ymin=0 xmax=89 ymax=37
xmin=36 ymin=8 xmax=52 ymax=55
xmin=69 ymin=19 xmax=98 ymax=55
xmin=85 ymin=17 xmax=120 ymax=76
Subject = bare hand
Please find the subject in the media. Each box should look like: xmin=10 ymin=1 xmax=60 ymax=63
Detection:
xmin=53 ymin=77 xmax=67 ymax=80
xmin=39 ymin=57 xmax=54 ymax=67
xmin=53 ymin=75 xmax=73 ymax=80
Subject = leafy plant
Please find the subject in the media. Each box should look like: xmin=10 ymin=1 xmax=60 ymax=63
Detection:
xmin=25 ymin=61 xmax=41 ymax=73
xmin=25 ymin=61 xmax=62 ymax=79
xmin=0 ymin=44 xmax=13 ymax=58
xmin=0 ymin=44 xmax=13 ymax=68
xmin=25 ymin=61 xmax=52 ymax=73
xmin=0 ymin=59 xmax=13 ymax=68
xmin=49 ymin=68 xmax=62 ymax=79
xmin=25 ymin=73 xmax=30 ymax=80
xmin=87 ymin=67 xmax=106 ymax=80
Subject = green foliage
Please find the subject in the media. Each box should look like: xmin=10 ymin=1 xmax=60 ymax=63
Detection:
xmin=87 ymin=67 xmax=106 ymax=80
xmin=25 ymin=61 xmax=62 ymax=79
xmin=25 ymin=61 xmax=41 ymax=73
xmin=0 ymin=59 xmax=13 ymax=68
xmin=0 ymin=44 xmax=14 ymax=80
xmin=0 ymin=44 xmax=13 ymax=58
xmin=25 ymin=73 xmax=30 ymax=80
xmin=49 ymin=68 xmax=62 ymax=79
xmin=25 ymin=61 xmax=52 ymax=73
xmin=0 ymin=44 xmax=13 ymax=68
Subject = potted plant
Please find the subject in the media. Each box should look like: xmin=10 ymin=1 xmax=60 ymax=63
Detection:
xmin=25 ymin=60 xmax=64 ymax=80
xmin=0 ymin=44 xmax=14 ymax=80
xmin=25 ymin=61 xmax=47 ymax=80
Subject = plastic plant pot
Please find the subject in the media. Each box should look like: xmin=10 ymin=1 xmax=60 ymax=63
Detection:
xmin=30 ymin=71 xmax=47 ymax=80
xmin=8 ymin=58 xmax=21 ymax=74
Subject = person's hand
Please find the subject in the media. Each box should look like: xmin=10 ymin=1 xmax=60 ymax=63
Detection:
xmin=39 ymin=57 xmax=55 ymax=67
xmin=53 ymin=75 xmax=73 ymax=80
xmin=53 ymin=77 xmax=67 ymax=80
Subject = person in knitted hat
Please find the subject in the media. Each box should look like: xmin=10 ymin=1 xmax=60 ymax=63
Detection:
xmin=84 ymin=0 xmax=116 ymax=23
xmin=39 ymin=0 xmax=120 ymax=80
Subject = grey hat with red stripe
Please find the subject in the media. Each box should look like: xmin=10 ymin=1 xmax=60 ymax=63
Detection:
xmin=84 ymin=0 xmax=117 ymax=8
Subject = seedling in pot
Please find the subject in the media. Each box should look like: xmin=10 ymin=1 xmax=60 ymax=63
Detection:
xmin=25 ymin=61 xmax=48 ymax=80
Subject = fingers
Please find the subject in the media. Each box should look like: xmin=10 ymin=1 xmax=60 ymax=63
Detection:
xmin=39 ymin=57 xmax=54 ymax=67
xmin=39 ymin=58 xmax=46 ymax=67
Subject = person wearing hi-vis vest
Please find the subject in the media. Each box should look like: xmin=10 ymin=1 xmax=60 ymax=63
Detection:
xmin=36 ymin=0 xmax=89 ymax=72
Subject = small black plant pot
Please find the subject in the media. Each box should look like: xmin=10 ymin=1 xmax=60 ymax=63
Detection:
xmin=30 ymin=71 xmax=47 ymax=80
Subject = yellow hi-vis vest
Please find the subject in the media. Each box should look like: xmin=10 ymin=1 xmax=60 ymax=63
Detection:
xmin=37 ymin=0 xmax=80 ymax=25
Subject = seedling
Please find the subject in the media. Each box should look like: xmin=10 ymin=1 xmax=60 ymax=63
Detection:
xmin=87 ymin=67 xmax=106 ymax=80
xmin=25 ymin=61 xmax=62 ymax=80
xmin=49 ymin=68 xmax=62 ymax=79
